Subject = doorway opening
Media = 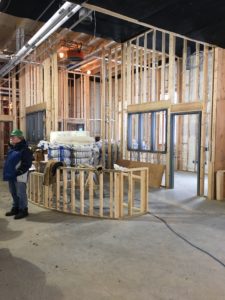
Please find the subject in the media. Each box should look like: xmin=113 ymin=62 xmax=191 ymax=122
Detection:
xmin=170 ymin=112 xmax=203 ymax=196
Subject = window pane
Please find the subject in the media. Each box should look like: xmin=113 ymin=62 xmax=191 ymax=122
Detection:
xmin=141 ymin=113 xmax=152 ymax=150
xmin=128 ymin=114 xmax=139 ymax=150
xmin=155 ymin=111 xmax=166 ymax=152
xmin=127 ymin=110 xmax=167 ymax=153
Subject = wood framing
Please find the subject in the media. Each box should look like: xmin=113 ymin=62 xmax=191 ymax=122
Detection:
xmin=28 ymin=166 xmax=149 ymax=219
xmin=25 ymin=102 xmax=46 ymax=114
xmin=208 ymin=48 xmax=225 ymax=200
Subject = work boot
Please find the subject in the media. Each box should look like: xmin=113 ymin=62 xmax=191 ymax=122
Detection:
xmin=5 ymin=207 xmax=19 ymax=216
xmin=14 ymin=208 xmax=29 ymax=220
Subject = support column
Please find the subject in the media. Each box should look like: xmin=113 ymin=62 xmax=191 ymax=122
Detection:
xmin=208 ymin=48 xmax=225 ymax=200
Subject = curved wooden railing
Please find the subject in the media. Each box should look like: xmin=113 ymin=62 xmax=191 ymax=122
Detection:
xmin=28 ymin=166 xmax=149 ymax=219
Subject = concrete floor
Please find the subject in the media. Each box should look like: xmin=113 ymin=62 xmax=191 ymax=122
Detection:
xmin=1 ymin=170 xmax=225 ymax=300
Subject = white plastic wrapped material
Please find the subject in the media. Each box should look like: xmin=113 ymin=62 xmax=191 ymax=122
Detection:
xmin=48 ymin=144 xmax=71 ymax=161
xmin=71 ymin=157 xmax=92 ymax=166
xmin=51 ymin=157 xmax=71 ymax=166
xmin=50 ymin=131 xmax=94 ymax=145
xmin=37 ymin=140 xmax=49 ymax=150
xmin=71 ymin=150 xmax=92 ymax=158
xmin=71 ymin=144 xmax=93 ymax=152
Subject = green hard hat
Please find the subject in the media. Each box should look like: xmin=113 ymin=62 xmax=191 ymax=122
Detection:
xmin=10 ymin=129 xmax=24 ymax=137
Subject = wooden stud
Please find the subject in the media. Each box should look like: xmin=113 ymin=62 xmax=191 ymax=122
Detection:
xmin=148 ymin=51 xmax=152 ymax=101
xmin=114 ymin=172 xmax=120 ymax=218
xmin=114 ymin=46 xmax=119 ymax=163
xmin=161 ymin=32 xmax=166 ymax=100
xmin=12 ymin=72 xmax=17 ymax=128
xmin=143 ymin=33 xmax=147 ymax=103
xmin=109 ymin=171 xmax=114 ymax=218
xmin=71 ymin=169 xmax=76 ymax=213
xmin=168 ymin=36 xmax=182 ymax=186
xmin=140 ymin=47 xmax=143 ymax=103
xmin=128 ymin=172 xmax=133 ymax=216
xmin=108 ymin=49 xmax=112 ymax=168
xmin=140 ymin=169 xmax=146 ymax=212
xmin=80 ymin=170 xmax=85 ymax=214
xmin=63 ymin=168 xmax=67 ymax=212
xmin=208 ymin=48 xmax=215 ymax=200
xmin=128 ymin=100 xmax=170 ymax=113
xmin=151 ymin=30 xmax=156 ymax=102
xmin=131 ymin=45 xmax=135 ymax=104
xmin=52 ymin=53 xmax=59 ymax=131
xmin=216 ymin=170 xmax=225 ymax=200
xmin=101 ymin=48 xmax=106 ymax=167
xmin=44 ymin=58 xmax=51 ymax=140
xmin=56 ymin=168 xmax=60 ymax=210
xmin=81 ymin=75 xmax=84 ymax=119
xmin=93 ymin=76 xmax=96 ymax=135
xmin=119 ymin=172 xmax=124 ymax=218
xmin=89 ymin=171 xmax=94 ymax=216
xmin=99 ymin=172 xmax=104 ymax=217
xmin=200 ymin=45 xmax=209 ymax=195
xmin=135 ymin=38 xmax=139 ymax=104
xmin=194 ymin=43 xmax=200 ymax=102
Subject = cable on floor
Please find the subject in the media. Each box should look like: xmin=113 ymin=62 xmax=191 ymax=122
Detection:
xmin=146 ymin=212 xmax=225 ymax=268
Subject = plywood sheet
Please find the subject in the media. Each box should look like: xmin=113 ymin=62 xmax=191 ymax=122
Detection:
xmin=116 ymin=159 xmax=165 ymax=188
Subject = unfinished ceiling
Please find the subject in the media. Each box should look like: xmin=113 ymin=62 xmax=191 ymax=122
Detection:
xmin=1 ymin=0 xmax=225 ymax=48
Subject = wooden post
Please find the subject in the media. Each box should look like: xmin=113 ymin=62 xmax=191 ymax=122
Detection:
xmin=166 ymin=34 xmax=175 ymax=188
xmin=135 ymin=38 xmax=139 ymax=104
xmin=208 ymin=48 xmax=225 ymax=200
xmin=12 ymin=72 xmax=17 ymax=128
xmin=99 ymin=172 xmax=104 ymax=217
xmin=80 ymin=170 xmax=84 ymax=214
xmin=109 ymin=171 xmax=114 ymax=218
xmin=114 ymin=47 xmax=119 ymax=163
xmin=101 ymin=48 xmax=106 ymax=167
xmin=128 ymin=172 xmax=133 ymax=216
xmin=143 ymin=33 xmax=147 ymax=103
xmin=194 ymin=43 xmax=200 ymax=101
xmin=56 ymin=168 xmax=60 ymax=210
xmin=44 ymin=58 xmax=51 ymax=140
xmin=108 ymin=49 xmax=112 ymax=168
xmin=161 ymin=32 xmax=166 ymax=100
xmin=71 ymin=169 xmax=76 ymax=213
xmin=140 ymin=170 xmax=146 ymax=212
xmin=51 ymin=53 xmax=59 ymax=131
xmin=89 ymin=171 xmax=94 ymax=216
xmin=151 ymin=30 xmax=156 ymax=102
xmin=216 ymin=170 xmax=225 ymax=200
xmin=114 ymin=172 xmax=120 ymax=218
xmin=63 ymin=168 xmax=67 ymax=212
xmin=200 ymin=45 xmax=208 ymax=195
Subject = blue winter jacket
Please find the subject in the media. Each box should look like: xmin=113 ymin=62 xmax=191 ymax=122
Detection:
xmin=3 ymin=139 xmax=33 ymax=181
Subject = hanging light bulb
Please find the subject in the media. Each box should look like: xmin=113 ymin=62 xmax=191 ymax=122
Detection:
xmin=58 ymin=52 xmax=65 ymax=59
xmin=87 ymin=70 xmax=91 ymax=75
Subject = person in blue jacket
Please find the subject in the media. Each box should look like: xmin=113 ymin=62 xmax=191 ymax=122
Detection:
xmin=3 ymin=129 xmax=33 ymax=219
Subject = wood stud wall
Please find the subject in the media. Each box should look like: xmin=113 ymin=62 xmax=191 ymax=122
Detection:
xmin=101 ymin=31 xmax=213 ymax=194
xmin=0 ymin=23 xmax=221 ymax=198
xmin=28 ymin=167 xmax=148 ymax=219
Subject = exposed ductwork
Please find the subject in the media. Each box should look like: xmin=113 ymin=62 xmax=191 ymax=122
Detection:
xmin=0 ymin=1 xmax=81 ymax=78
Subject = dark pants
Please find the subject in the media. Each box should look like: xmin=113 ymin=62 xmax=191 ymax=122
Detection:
xmin=8 ymin=181 xmax=28 ymax=210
